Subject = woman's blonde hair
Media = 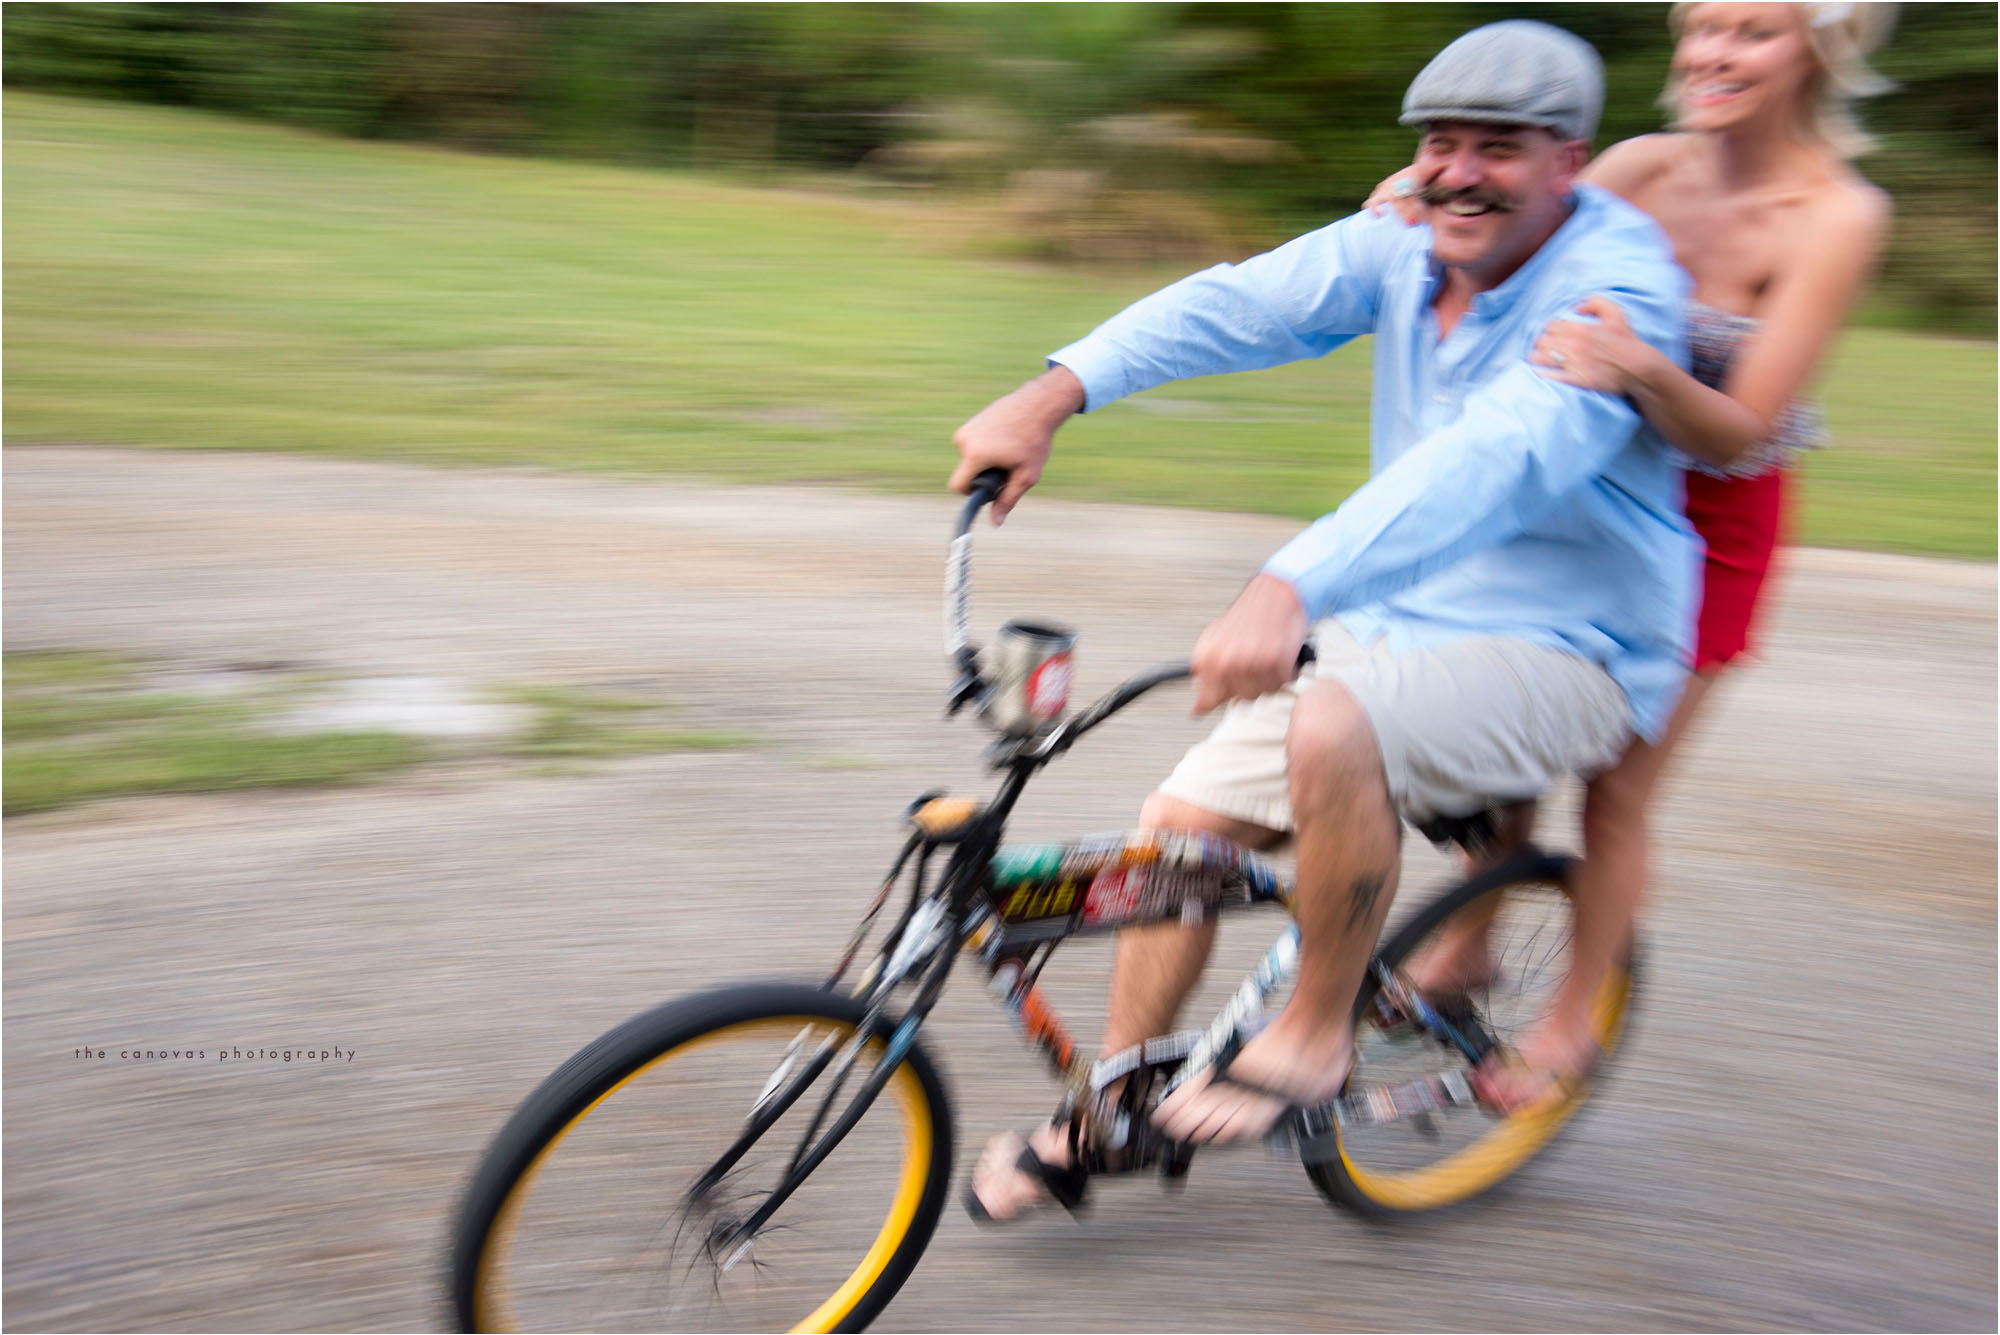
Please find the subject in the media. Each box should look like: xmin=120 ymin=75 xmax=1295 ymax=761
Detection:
xmin=1661 ymin=2 xmax=1898 ymax=157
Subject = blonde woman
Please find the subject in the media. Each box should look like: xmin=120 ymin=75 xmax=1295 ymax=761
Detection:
xmin=1371 ymin=1 xmax=1895 ymax=1107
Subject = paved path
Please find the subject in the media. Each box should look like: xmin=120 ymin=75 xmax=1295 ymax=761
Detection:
xmin=5 ymin=447 xmax=1994 ymax=1332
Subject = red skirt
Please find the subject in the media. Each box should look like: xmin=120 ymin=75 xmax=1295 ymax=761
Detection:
xmin=1685 ymin=467 xmax=1787 ymax=671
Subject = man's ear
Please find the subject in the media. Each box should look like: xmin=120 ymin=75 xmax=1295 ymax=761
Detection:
xmin=1555 ymin=138 xmax=1590 ymax=187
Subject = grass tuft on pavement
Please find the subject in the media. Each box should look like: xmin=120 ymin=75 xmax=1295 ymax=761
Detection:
xmin=501 ymin=685 xmax=757 ymax=759
xmin=3 ymin=651 xmax=424 ymax=814
xmin=3 ymin=656 xmax=758 ymax=814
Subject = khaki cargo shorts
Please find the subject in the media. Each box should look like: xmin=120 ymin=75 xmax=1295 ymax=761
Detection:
xmin=1158 ymin=620 xmax=1632 ymax=832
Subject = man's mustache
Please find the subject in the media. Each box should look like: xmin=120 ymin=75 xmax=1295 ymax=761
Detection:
xmin=1418 ymin=182 xmax=1515 ymax=213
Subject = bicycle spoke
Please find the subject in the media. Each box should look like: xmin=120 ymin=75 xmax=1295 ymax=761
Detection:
xmin=1331 ymin=875 xmax=1592 ymax=1191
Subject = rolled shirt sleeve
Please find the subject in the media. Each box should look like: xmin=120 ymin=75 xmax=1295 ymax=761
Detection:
xmin=1047 ymin=211 xmax=1405 ymax=412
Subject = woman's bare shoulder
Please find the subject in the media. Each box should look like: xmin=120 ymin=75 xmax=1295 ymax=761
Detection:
xmin=1796 ymin=171 xmax=1893 ymax=262
xmin=1818 ymin=171 xmax=1893 ymax=228
xmin=1581 ymin=134 xmax=1699 ymax=199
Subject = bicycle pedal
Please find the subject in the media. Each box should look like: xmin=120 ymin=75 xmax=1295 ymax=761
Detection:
xmin=1271 ymin=1125 xmax=1340 ymax=1165
xmin=1275 ymin=1104 xmax=1341 ymax=1165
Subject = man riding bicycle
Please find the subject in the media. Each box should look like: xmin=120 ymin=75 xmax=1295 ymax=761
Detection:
xmin=948 ymin=19 xmax=1701 ymax=1221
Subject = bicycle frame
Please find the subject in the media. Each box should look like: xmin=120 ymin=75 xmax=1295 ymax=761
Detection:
xmin=707 ymin=472 xmax=1494 ymax=1250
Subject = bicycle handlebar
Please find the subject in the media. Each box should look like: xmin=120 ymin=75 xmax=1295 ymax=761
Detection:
xmin=943 ymin=464 xmax=1314 ymax=742
xmin=1053 ymin=641 xmax=1315 ymax=753
xmin=945 ymin=467 xmax=1008 ymax=666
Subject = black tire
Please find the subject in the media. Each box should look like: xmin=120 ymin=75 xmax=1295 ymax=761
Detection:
xmin=1306 ymin=850 xmax=1640 ymax=1217
xmin=450 ymin=982 xmax=954 ymax=1333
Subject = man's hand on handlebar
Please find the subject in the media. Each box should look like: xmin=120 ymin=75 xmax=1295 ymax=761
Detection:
xmin=949 ymin=366 xmax=1086 ymax=526
xmin=1190 ymin=574 xmax=1311 ymax=716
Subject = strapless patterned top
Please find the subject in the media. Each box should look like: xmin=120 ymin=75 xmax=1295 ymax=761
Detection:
xmin=1684 ymin=298 xmax=1828 ymax=480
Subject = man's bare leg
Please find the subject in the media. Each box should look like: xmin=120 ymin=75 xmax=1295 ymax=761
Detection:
xmin=968 ymin=795 xmax=1283 ymax=1218
xmin=1101 ymin=794 xmax=1288 ymax=1051
xmin=1155 ymin=680 xmax=1402 ymax=1143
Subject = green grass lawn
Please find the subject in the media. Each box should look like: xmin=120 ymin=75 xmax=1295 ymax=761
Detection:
xmin=5 ymin=92 xmax=1992 ymax=558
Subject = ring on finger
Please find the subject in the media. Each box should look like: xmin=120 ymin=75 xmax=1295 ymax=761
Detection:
xmin=1391 ymin=175 xmax=1417 ymax=199
xmin=1548 ymin=350 xmax=1568 ymax=368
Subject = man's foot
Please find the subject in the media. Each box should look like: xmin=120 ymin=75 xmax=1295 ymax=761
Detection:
xmin=1152 ymin=1030 xmax=1352 ymax=1146
xmin=962 ymin=1123 xmax=1087 ymax=1225
xmin=1474 ymin=1015 xmax=1603 ymax=1114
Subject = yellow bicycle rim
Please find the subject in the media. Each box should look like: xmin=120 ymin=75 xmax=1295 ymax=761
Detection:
xmin=1338 ymin=960 xmax=1632 ymax=1212
xmin=473 ymin=1016 xmax=933 ymax=1334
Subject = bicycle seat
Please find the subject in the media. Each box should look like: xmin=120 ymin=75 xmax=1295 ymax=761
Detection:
xmin=907 ymin=793 xmax=981 ymax=841
xmin=1413 ymin=809 xmax=1499 ymax=853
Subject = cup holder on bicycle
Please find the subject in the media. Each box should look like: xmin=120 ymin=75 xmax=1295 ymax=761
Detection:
xmin=979 ymin=620 xmax=1076 ymax=737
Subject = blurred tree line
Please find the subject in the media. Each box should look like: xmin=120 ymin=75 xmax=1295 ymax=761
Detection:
xmin=5 ymin=2 xmax=1992 ymax=330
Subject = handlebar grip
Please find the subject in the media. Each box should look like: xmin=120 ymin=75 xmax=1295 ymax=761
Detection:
xmin=967 ymin=467 xmax=1010 ymax=510
xmin=954 ymin=466 xmax=1012 ymax=543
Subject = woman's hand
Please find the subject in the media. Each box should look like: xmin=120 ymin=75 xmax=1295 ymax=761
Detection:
xmin=1364 ymin=169 xmax=1425 ymax=225
xmin=1530 ymin=295 xmax=1659 ymax=396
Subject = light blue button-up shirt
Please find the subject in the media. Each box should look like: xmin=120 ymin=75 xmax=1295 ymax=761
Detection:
xmin=1048 ymin=184 xmax=1701 ymax=741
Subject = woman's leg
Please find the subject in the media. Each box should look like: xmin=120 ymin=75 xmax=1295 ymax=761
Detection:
xmin=1480 ymin=671 xmax=1718 ymax=1107
xmin=1485 ymin=467 xmax=1784 ymax=1106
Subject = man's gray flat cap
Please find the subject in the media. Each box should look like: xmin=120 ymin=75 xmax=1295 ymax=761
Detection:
xmin=1400 ymin=20 xmax=1605 ymax=144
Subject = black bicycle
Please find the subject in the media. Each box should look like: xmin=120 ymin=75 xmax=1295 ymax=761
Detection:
xmin=449 ymin=471 xmax=1639 ymax=1333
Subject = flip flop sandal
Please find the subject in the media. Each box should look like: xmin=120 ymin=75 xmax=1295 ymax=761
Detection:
xmin=1161 ymin=1054 xmax=1351 ymax=1147
xmin=962 ymin=1137 xmax=1091 ymax=1226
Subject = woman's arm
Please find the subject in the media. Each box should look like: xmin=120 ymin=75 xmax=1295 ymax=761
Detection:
xmin=1533 ymin=184 xmax=1890 ymax=467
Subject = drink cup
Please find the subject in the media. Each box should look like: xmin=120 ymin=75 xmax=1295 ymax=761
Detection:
xmin=981 ymin=620 xmax=1076 ymax=736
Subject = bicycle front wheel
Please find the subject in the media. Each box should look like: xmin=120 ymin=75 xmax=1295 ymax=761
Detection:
xmin=450 ymin=982 xmax=954 ymax=1333
xmin=1307 ymin=851 xmax=1638 ymax=1216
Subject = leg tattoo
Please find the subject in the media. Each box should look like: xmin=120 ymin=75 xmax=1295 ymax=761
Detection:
xmin=1344 ymin=871 xmax=1388 ymax=932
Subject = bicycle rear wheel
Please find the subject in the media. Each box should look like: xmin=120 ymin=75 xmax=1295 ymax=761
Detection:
xmin=450 ymin=982 xmax=954 ymax=1333
xmin=1306 ymin=851 xmax=1638 ymax=1216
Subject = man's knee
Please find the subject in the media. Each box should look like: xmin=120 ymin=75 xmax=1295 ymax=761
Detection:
xmin=1284 ymin=680 xmax=1389 ymax=813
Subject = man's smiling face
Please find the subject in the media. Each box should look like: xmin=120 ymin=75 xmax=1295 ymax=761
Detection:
xmin=1414 ymin=121 xmax=1583 ymax=281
